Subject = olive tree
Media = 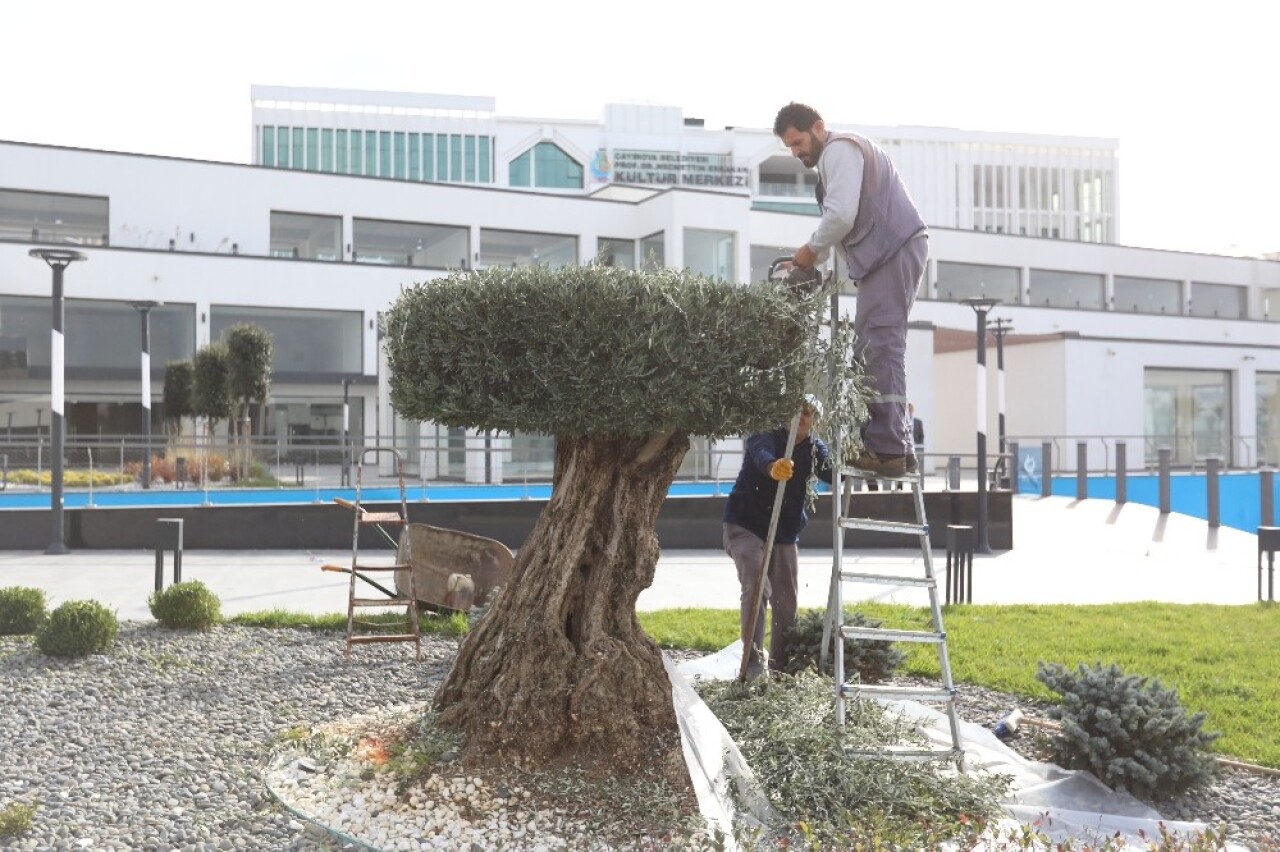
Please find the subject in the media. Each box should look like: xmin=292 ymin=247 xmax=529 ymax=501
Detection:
xmin=224 ymin=323 xmax=274 ymax=480
xmin=384 ymin=263 xmax=831 ymax=775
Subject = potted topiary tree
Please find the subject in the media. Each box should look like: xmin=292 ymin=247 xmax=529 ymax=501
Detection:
xmin=384 ymin=262 xmax=835 ymax=777
xmin=223 ymin=323 xmax=274 ymax=481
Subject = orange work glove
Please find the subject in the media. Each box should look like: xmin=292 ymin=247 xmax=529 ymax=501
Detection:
xmin=768 ymin=458 xmax=794 ymax=482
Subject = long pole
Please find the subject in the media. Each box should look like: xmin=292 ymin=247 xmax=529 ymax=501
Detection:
xmin=341 ymin=379 xmax=351 ymax=487
xmin=975 ymin=308 xmax=992 ymax=554
xmin=992 ymin=318 xmax=1011 ymax=459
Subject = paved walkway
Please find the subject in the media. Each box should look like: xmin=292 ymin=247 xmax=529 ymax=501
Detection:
xmin=0 ymin=496 xmax=1268 ymax=621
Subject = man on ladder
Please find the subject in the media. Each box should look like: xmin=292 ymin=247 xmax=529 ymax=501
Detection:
xmin=774 ymin=101 xmax=928 ymax=478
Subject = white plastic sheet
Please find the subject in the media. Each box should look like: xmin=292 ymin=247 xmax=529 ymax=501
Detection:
xmin=669 ymin=643 xmax=1247 ymax=851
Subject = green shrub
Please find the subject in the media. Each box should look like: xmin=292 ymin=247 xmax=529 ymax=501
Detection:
xmin=0 ymin=587 xmax=47 ymax=635
xmin=783 ymin=608 xmax=906 ymax=682
xmin=1036 ymin=661 xmax=1220 ymax=800
xmin=148 ymin=580 xmax=222 ymax=630
xmin=36 ymin=600 xmax=118 ymax=658
xmin=0 ymin=801 xmax=36 ymax=837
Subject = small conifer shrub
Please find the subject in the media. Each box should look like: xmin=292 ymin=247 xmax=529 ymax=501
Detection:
xmin=35 ymin=600 xmax=118 ymax=658
xmin=148 ymin=580 xmax=222 ymax=630
xmin=1036 ymin=661 xmax=1220 ymax=800
xmin=783 ymin=609 xmax=906 ymax=682
xmin=0 ymin=587 xmax=47 ymax=635
xmin=0 ymin=801 xmax=36 ymax=837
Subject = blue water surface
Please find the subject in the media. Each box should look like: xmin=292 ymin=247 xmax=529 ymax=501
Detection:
xmin=1050 ymin=472 xmax=1278 ymax=534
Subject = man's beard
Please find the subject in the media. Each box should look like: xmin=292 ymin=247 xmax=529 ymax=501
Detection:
xmin=801 ymin=134 xmax=824 ymax=168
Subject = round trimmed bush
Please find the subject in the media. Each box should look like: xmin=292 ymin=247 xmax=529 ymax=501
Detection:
xmin=148 ymin=580 xmax=221 ymax=630
xmin=0 ymin=587 xmax=47 ymax=635
xmin=36 ymin=600 xmax=118 ymax=658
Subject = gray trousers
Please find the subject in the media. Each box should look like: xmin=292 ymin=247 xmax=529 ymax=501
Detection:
xmin=852 ymin=232 xmax=928 ymax=456
xmin=723 ymin=522 xmax=798 ymax=673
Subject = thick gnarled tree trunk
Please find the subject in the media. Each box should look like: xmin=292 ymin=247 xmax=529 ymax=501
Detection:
xmin=434 ymin=428 xmax=689 ymax=774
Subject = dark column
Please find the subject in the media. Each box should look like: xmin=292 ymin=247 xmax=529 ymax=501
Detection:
xmin=132 ymin=302 xmax=161 ymax=489
xmin=1158 ymin=447 xmax=1172 ymax=514
xmin=962 ymin=298 xmax=1000 ymax=554
xmin=1116 ymin=442 xmax=1127 ymax=504
xmin=29 ymin=249 xmax=87 ymax=555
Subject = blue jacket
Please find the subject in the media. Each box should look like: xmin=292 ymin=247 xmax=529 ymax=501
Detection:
xmin=723 ymin=428 xmax=833 ymax=544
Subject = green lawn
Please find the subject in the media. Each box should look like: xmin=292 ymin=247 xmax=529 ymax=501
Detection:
xmin=638 ymin=601 xmax=1280 ymax=768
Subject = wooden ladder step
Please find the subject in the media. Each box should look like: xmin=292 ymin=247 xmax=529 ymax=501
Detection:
xmin=358 ymin=513 xmax=404 ymax=524
xmin=351 ymin=564 xmax=411 ymax=572
xmin=351 ymin=597 xmax=415 ymax=607
xmin=844 ymin=684 xmax=955 ymax=703
xmin=840 ymin=625 xmax=945 ymax=644
xmin=840 ymin=571 xmax=935 ymax=588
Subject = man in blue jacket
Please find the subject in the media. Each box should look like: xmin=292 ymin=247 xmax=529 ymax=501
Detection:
xmin=723 ymin=396 xmax=832 ymax=679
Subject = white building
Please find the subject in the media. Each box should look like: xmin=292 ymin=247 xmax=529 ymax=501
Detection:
xmin=1 ymin=86 xmax=1277 ymax=480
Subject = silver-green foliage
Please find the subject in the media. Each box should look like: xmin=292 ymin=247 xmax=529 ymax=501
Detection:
xmin=1036 ymin=661 xmax=1220 ymax=799
xmin=699 ymin=671 xmax=1008 ymax=846
xmin=149 ymin=580 xmax=222 ymax=630
xmin=384 ymin=264 xmax=829 ymax=439
xmin=35 ymin=600 xmax=118 ymax=658
xmin=0 ymin=587 xmax=46 ymax=635
xmin=782 ymin=609 xmax=905 ymax=682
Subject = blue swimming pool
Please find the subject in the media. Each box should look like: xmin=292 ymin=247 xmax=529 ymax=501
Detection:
xmin=1050 ymin=472 xmax=1278 ymax=534
xmin=0 ymin=480 xmax=735 ymax=510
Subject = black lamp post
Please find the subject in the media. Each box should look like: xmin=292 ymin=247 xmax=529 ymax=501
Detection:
xmin=30 ymin=248 xmax=86 ymax=555
xmin=131 ymin=301 xmax=162 ymax=489
xmin=990 ymin=317 xmax=1014 ymax=480
xmin=961 ymin=296 xmax=1000 ymax=554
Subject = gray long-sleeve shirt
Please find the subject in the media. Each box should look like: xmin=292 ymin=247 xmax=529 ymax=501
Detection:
xmin=806 ymin=138 xmax=865 ymax=264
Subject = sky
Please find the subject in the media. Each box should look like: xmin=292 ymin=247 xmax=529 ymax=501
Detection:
xmin=2 ymin=0 xmax=1275 ymax=257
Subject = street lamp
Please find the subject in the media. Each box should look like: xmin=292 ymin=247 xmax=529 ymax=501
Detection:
xmin=961 ymin=296 xmax=1000 ymax=554
xmin=30 ymin=248 xmax=87 ymax=555
xmin=131 ymin=301 xmax=162 ymax=489
xmin=990 ymin=317 xmax=1014 ymax=485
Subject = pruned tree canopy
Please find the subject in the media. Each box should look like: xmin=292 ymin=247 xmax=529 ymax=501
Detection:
xmin=384 ymin=264 xmax=825 ymax=439
xmin=224 ymin=323 xmax=273 ymax=406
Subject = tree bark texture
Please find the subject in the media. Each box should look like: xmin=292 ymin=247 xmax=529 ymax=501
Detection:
xmin=434 ymin=429 xmax=690 ymax=773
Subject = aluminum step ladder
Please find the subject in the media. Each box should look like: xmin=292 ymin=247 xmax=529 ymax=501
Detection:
xmin=820 ymin=461 xmax=965 ymax=768
xmin=340 ymin=448 xmax=421 ymax=659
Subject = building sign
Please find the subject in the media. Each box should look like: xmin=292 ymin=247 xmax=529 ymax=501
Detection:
xmin=595 ymin=149 xmax=750 ymax=188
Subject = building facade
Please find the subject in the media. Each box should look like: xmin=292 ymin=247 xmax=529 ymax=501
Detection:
xmin=1 ymin=88 xmax=1277 ymax=481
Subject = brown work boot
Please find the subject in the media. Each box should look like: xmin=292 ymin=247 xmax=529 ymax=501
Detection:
xmin=849 ymin=450 xmax=918 ymax=478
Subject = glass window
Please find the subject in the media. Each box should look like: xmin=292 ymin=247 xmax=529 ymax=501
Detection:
xmin=321 ymin=129 xmax=334 ymax=172
xmin=291 ymin=128 xmax=304 ymax=170
xmin=597 ymin=237 xmax=635 ymax=269
xmin=1029 ymin=269 xmax=1104 ymax=309
xmin=336 ymin=130 xmax=348 ymax=173
xmin=1259 ymin=372 xmax=1280 ymax=466
xmin=276 ymin=126 xmax=290 ymax=168
xmin=751 ymin=244 xmax=793 ymax=284
xmin=436 ymin=136 xmax=448 ymax=182
xmin=479 ymin=137 xmax=491 ymax=183
xmin=450 ymin=135 xmax=462 ymax=182
xmin=353 ymin=218 xmax=469 ymax=269
xmin=639 ymin=232 xmax=665 ymax=271
xmin=306 ymin=128 xmax=319 ymax=171
xmin=465 ymin=136 xmax=476 ymax=182
xmin=408 ymin=134 xmax=420 ymax=181
xmin=348 ymin=130 xmax=361 ymax=175
xmin=533 ymin=142 xmax=583 ymax=189
xmin=1143 ymin=368 xmax=1231 ymax=466
xmin=364 ymin=132 xmax=378 ymax=177
xmin=1190 ymin=282 xmax=1246 ymax=319
xmin=509 ymin=150 xmax=532 ymax=187
xmin=394 ymin=132 xmax=406 ymax=179
xmin=261 ymin=126 xmax=275 ymax=167
xmin=379 ymin=132 xmax=392 ymax=178
xmin=211 ymin=306 xmax=361 ymax=376
xmin=683 ymin=228 xmax=735 ymax=280
xmin=269 ymin=211 xmax=341 ymax=261
xmin=935 ymin=261 xmax=1020 ymax=303
xmin=479 ymin=229 xmax=577 ymax=269
xmin=0 ymin=296 xmax=194 ymax=378
xmin=0 ymin=188 xmax=109 ymax=246
xmin=422 ymin=134 xmax=434 ymax=181
xmin=507 ymin=432 xmax=555 ymax=479
xmin=1114 ymin=275 xmax=1181 ymax=315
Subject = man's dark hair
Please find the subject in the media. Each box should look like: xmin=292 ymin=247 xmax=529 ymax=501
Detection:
xmin=773 ymin=102 xmax=822 ymax=137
